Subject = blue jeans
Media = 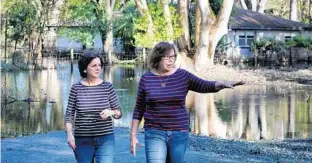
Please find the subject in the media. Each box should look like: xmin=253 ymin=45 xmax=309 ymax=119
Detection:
xmin=74 ymin=134 xmax=115 ymax=163
xmin=144 ymin=128 xmax=189 ymax=163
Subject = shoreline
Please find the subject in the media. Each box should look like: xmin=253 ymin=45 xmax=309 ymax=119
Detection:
xmin=201 ymin=65 xmax=312 ymax=86
xmin=2 ymin=127 xmax=312 ymax=163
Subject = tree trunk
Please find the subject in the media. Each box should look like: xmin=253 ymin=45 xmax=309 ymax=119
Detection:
xmin=194 ymin=0 xmax=212 ymax=71
xmin=105 ymin=17 xmax=113 ymax=65
xmin=4 ymin=17 xmax=8 ymax=64
xmin=162 ymin=0 xmax=173 ymax=42
xmin=177 ymin=0 xmax=191 ymax=52
xmin=254 ymin=48 xmax=258 ymax=67
xmin=194 ymin=0 xmax=234 ymax=70
xmin=30 ymin=29 xmax=43 ymax=67
xmin=240 ymin=0 xmax=248 ymax=9
xmin=28 ymin=36 xmax=32 ymax=64
xmin=104 ymin=0 xmax=118 ymax=65
xmin=31 ymin=0 xmax=52 ymax=67
xmin=290 ymin=0 xmax=298 ymax=21
xmin=14 ymin=40 xmax=18 ymax=53
xmin=249 ymin=0 xmax=257 ymax=11
xmin=309 ymin=0 xmax=312 ymax=25
xmin=300 ymin=0 xmax=305 ymax=21
xmin=194 ymin=93 xmax=210 ymax=135
xmin=257 ymin=0 xmax=268 ymax=13
xmin=194 ymin=2 xmax=201 ymax=48
xmin=209 ymin=0 xmax=234 ymax=63
xmin=179 ymin=0 xmax=234 ymax=136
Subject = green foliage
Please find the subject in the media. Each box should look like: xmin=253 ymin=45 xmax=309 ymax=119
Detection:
xmin=286 ymin=35 xmax=312 ymax=49
xmin=58 ymin=28 xmax=95 ymax=48
xmin=12 ymin=51 xmax=25 ymax=65
xmin=251 ymin=37 xmax=286 ymax=53
xmin=210 ymin=0 xmax=223 ymax=15
xmin=134 ymin=1 xmax=183 ymax=48
xmin=59 ymin=0 xmax=107 ymax=47
xmin=4 ymin=0 xmax=37 ymax=43
xmin=114 ymin=1 xmax=137 ymax=42
xmin=216 ymin=35 xmax=230 ymax=51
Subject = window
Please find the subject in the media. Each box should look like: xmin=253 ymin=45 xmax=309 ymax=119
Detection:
xmin=285 ymin=36 xmax=292 ymax=42
xmin=239 ymin=36 xmax=246 ymax=46
xmin=247 ymin=36 xmax=254 ymax=46
xmin=238 ymin=35 xmax=254 ymax=47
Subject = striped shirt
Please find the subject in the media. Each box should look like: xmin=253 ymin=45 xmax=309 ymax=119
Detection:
xmin=65 ymin=81 xmax=121 ymax=137
xmin=132 ymin=68 xmax=217 ymax=131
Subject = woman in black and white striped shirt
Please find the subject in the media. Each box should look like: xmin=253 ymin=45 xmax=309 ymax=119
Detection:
xmin=65 ymin=52 xmax=122 ymax=163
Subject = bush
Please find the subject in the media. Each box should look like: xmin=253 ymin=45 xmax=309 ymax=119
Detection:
xmin=12 ymin=51 xmax=26 ymax=66
xmin=1 ymin=51 xmax=29 ymax=71
xmin=286 ymin=35 xmax=312 ymax=49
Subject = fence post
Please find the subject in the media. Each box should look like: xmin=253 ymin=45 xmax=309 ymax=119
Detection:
xmin=70 ymin=48 xmax=74 ymax=62
xmin=143 ymin=48 xmax=146 ymax=64
xmin=289 ymin=48 xmax=292 ymax=66
xmin=254 ymin=48 xmax=258 ymax=67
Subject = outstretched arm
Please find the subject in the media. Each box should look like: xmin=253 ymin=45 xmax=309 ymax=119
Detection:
xmin=186 ymin=69 xmax=245 ymax=93
xmin=215 ymin=81 xmax=245 ymax=91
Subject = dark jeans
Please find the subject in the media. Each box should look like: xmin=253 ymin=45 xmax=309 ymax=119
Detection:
xmin=144 ymin=128 xmax=189 ymax=163
xmin=74 ymin=133 xmax=115 ymax=163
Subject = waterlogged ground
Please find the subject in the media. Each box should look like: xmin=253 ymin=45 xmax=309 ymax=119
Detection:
xmin=202 ymin=65 xmax=312 ymax=86
xmin=2 ymin=128 xmax=312 ymax=163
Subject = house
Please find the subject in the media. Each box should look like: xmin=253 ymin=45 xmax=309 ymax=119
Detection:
xmin=226 ymin=8 xmax=312 ymax=60
xmin=43 ymin=0 xmax=123 ymax=55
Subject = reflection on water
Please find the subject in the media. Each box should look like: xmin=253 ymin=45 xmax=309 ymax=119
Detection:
xmin=1 ymin=59 xmax=312 ymax=140
xmin=189 ymin=85 xmax=312 ymax=140
xmin=1 ymin=59 xmax=146 ymax=138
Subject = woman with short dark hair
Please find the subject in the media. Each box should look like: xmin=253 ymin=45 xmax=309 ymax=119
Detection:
xmin=130 ymin=42 xmax=244 ymax=163
xmin=65 ymin=52 xmax=122 ymax=163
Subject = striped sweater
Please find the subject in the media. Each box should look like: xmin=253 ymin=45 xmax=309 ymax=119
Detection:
xmin=65 ymin=82 xmax=121 ymax=137
xmin=132 ymin=68 xmax=217 ymax=131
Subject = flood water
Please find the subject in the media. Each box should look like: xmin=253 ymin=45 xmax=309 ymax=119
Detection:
xmin=1 ymin=59 xmax=312 ymax=140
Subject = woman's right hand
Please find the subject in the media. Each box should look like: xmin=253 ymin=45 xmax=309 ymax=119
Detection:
xmin=67 ymin=133 xmax=76 ymax=150
xmin=130 ymin=135 xmax=142 ymax=156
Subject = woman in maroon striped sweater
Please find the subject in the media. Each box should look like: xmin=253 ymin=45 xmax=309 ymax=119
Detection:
xmin=65 ymin=52 xmax=122 ymax=163
xmin=130 ymin=42 xmax=244 ymax=163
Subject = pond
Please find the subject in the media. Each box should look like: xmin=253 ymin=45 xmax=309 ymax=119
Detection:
xmin=1 ymin=59 xmax=311 ymax=140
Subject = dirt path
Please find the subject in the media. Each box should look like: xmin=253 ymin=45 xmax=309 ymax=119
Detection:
xmin=2 ymin=128 xmax=312 ymax=163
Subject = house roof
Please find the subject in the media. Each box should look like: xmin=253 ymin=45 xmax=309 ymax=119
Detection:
xmin=229 ymin=8 xmax=312 ymax=31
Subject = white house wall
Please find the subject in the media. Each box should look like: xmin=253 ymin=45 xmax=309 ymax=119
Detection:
xmin=55 ymin=37 xmax=83 ymax=51
xmin=43 ymin=27 xmax=58 ymax=49
xmin=254 ymin=31 xmax=300 ymax=41
xmin=301 ymin=31 xmax=312 ymax=37
xmin=93 ymin=35 xmax=103 ymax=50
xmin=55 ymin=34 xmax=104 ymax=51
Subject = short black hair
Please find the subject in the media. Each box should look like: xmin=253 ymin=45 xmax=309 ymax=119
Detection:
xmin=78 ymin=51 xmax=104 ymax=78
xmin=147 ymin=42 xmax=177 ymax=70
